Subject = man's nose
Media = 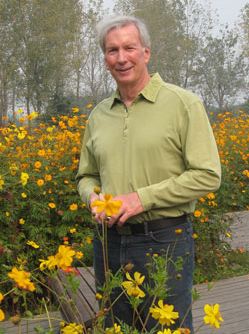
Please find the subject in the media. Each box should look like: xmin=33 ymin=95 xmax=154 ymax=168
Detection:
xmin=117 ymin=50 xmax=127 ymax=62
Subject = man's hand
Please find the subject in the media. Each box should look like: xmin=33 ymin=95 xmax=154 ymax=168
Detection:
xmin=106 ymin=192 xmax=144 ymax=227
xmin=89 ymin=192 xmax=144 ymax=227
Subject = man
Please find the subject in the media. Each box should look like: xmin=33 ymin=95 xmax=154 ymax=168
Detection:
xmin=76 ymin=15 xmax=221 ymax=332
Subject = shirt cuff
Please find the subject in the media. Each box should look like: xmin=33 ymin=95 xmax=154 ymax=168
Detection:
xmin=137 ymin=187 xmax=153 ymax=211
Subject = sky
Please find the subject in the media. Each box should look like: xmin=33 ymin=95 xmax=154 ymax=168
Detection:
xmin=103 ymin=0 xmax=248 ymax=28
xmin=209 ymin=0 xmax=248 ymax=25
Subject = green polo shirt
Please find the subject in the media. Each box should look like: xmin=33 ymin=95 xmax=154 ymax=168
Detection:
xmin=76 ymin=73 xmax=221 ymax=223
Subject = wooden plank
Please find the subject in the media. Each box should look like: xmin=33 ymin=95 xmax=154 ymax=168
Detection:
xmin=193 ymin=275 xmax=249 ymax=334
xmin=51 ymin=267 xmax=98 ymax=328
xmin=0 ymin=312 xmax=61 ymax=334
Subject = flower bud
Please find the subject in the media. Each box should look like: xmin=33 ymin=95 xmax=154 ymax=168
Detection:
xmin=124 ymin=263 xmax=134 ymax=272
xmin=10 ymin=315 xmax=21 ymax=325
xmin=94 ymin=187 xmax=101 ymax=195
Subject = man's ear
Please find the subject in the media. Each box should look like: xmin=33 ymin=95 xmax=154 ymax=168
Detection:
xmin=144 ymin=47 xmax=151 ymax=64
xmin=104 ymin=57 xmax=110 ymax=70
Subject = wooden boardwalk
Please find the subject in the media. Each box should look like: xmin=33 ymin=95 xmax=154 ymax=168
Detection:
xmin=53 ymin=267 xmax=249 ymax=334
xmin=0 ymin=312 xmax=61 ymax=334
xmin=193 ymin=274 xmax=249 ymax=334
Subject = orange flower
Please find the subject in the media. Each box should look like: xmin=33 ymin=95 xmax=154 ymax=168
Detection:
xmin=49 ymin=203 xmax=56 ymax=209
xmin=38 ymin=149 xmax=45 ymax=157
xmin=37 ymin=179 xmax=44 ymax=186
xmin=69 ymin=203 xmax=78 ymax=211
xmin=45 ymin=174 xmax=52 ymax=181
xmin=34 ymin=161 xmax=42 ymax=169
xmin=193 ymin=210 xmax=201 ymax=218
xmin=175 ymin=229 xmax=182 ymax=234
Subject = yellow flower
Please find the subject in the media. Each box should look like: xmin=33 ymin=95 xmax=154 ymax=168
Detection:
xmin=75 ymin=251 xmax=83 ymax=259
xmin=8 ymin=267 xmax=35 ymax=291
xmin=17 ymin=132 xmax=26 ymax=140
xmin=193 ymin=233 xmax=198 ymax=239
xmin=27 ymin=241 xmax=39 ymax=249
xmin=87 ymin=104 xmax=92 ymax=108
xmin=86 ymin=236 xmax=92 ymax=244
xmin=95 ymin=293 xmax=102 ymax=300
xmin=150 ymin=300 xmax=179 ymax=326
xmin=70 ymin=203 xmax=78 ymax=211
xmin=70 ymin=228 xmax=76 ymax=233
xmin=19 ymin=218 xmax=25 ymax=225
xmin=105 ymin=323 xmax=123 ymax=334
xmin=0 ymin=293 xmax=4 ymax=302
xmin=91 ymin=194 xmax=122 ymax=216
xmin=37 ymin=179 xmax=44 ymax=186
xmin=0 ymin=309 xmax=5 ymax=322
xmin=39 ymin=256 xmax=57 ymax=271
xmin=21 ymin=193 xmax=27 ymax=198
xmin=204 ymin=303 xmax=224 ymax=328
xmin=21 ymin=172 xmax=29 ymax=186
xmin=48 ymin=202 xmax=56 ymax=208
xmin=54 ymin=245 xmax=75 ymax=271
xmin=6 ymin=212 xmax=10 ymax=217
xmin=122 ymin=271 xmax=145 ymax=299
xmin=72 ymin=107 xmax=79 ymax=113
xmin=0 ymin=175 xmax=4 ymax=190
xmin=30 ymin=111 xmax=38 ymax=118
xmin=61 ymin=323 xmax=83 ymax=334
xmin=157 ymin=329 xmax=181 ymax=334
xmin=34 ymin=161 xmax=42 ymax=168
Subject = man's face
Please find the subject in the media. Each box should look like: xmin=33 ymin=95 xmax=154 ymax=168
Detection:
xmin=104 ymin=24 xmax=150 ymax=87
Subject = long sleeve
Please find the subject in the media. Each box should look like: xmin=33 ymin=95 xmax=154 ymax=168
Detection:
xmin=76 ymin=123 xmax=101 ymax=206
xmin=137 ymin=99 xmax=221 ymax=211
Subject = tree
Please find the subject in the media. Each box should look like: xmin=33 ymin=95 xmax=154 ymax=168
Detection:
xmin=0 ymin=0 xmax=20 ymax=126
xmin=194 ymin=27 xmax=248 ymax=110
xmin=113 ymin=0 xmax=216 ymax=89
xmin=240 ymin=3 xmax=249 ymax=58
xmin=0 ymin=0 xmax=83 ymax=116
xmin=70 ymin=0 xmax=114 ymax=105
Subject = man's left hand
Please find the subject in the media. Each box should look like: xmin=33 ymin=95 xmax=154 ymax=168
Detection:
xmin=106 ymin=192 xmax=144 ymax=227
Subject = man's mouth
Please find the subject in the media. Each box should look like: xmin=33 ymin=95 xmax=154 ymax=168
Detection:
xmin=116 ymin=67 xmax=132 ymax=73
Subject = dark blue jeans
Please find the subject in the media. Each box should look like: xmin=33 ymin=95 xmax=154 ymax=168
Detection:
xmin=93 ymin=219 xmax=194 ymax=332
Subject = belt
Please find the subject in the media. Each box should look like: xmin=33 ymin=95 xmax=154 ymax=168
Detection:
xmin=114 ymin=215 xmax=187 ymax=235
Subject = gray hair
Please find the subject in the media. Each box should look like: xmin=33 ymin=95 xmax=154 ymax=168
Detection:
xmin=97 ymin=15 xmax=151 ymax=53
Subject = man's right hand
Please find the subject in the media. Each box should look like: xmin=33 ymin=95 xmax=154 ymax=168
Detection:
xmin=89 ymin=192 xmax=105 ymax=225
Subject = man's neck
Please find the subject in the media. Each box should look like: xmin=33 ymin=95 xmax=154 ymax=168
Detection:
xmin=118 ymin=74 xmax=151 ymax=108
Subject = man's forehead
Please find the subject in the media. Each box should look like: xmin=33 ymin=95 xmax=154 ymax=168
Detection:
xmin=105 ymin=24 xmax=141 ymax=45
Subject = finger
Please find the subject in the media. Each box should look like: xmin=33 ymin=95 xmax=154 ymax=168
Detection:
xmin=116 ymin=211 xmax=130 ymax=226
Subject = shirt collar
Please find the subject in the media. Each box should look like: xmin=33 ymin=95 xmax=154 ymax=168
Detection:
xmin=109 ymin=73 xmax=163 ymax=108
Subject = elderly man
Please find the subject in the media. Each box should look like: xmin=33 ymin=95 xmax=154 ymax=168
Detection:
xmin=76 ymin=15 xmax=221 ymax=332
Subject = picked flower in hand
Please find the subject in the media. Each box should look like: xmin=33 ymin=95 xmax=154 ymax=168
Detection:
xmin=91 ymin=194 xmax=122 ymax=217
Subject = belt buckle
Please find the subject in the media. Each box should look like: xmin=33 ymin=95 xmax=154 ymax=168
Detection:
xmin=115 ymin=225 xmax=132 ymax=235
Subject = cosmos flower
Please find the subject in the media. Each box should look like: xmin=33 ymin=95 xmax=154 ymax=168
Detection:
xmin=122 ymin=271 xmax=145 ymax=299
xmin=204 ymin=303 xmax=224 ymax=328
xmin=91 ymin=194 xmax=122 ymax=217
